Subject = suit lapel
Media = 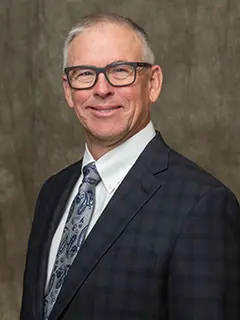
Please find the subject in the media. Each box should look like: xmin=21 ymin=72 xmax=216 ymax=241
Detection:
xmin=34 ymin=162 xmax=82 ymax=320
xmin=49 ymin=133 xmax=170 ymax=320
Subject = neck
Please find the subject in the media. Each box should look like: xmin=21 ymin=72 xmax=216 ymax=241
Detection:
xmin=84 ymin=120 xmax=151 ymax=160
xmin=85 ymin=135 xmax=126 ymax=160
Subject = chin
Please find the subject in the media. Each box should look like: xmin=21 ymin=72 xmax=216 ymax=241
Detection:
xmin=88 ymin=128 xmax=128 ymax=144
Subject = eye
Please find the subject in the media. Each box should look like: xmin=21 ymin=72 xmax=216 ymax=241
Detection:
xmin=112 ymin=67 xmax=129 ymax=74
xmin=75 ymin=70 xmax=95 ymax=78
xmin=109 ymin=65 xmax=133 ymax=79
xmin=114 ymin=67 xmax=127 ymax=72
xmin=69 ymin=69 xmax=95 ymax=81
xmin=79 ymin=71 xmax=94 ymax=76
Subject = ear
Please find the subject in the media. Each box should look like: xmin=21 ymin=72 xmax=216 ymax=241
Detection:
xmin=62 ymin=76 xmax=74 ymax=108
xmin=148 ymin=65 xmax=163 ymax=103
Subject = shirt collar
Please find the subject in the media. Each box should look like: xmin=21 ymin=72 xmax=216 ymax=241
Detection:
xmin=82 ymin=121 xmax=156 ymax=193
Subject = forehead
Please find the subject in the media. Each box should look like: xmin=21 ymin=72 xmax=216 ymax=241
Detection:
xmin=67 ymin=22 xmax=143 ymax=66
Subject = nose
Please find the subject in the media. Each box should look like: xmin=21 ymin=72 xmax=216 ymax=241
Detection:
xmin=93 ymin=73 xmax=114 ymax=98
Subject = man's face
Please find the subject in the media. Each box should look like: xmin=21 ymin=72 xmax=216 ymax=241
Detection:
xmin=63 ymin=22 xmax=162 ymax=150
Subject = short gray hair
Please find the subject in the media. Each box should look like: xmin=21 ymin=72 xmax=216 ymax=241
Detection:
xmin=63 ymin=13 xmax=155 ymax=71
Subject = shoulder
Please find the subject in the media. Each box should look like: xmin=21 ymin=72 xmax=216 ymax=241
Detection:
xmin=146 ymin=133 xmax=239 ymax=207
xmin=152 ymin=133 xmax=228 ymax=191
xmin=38 ymin=160 xmax=82 ymax=197
xmin=168 ymin=148 xmax=221 ymax=187
xmin=167 ymin=146 xmax=240 ymax=229
xmin=169 ymin=147 xmax=240 ymax=206
xmin=48 ymin=159 xmax=82 ymax=182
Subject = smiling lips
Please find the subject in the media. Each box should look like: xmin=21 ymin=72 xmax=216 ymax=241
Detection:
xmin=89 ymin=105 xmax=121 ymax=114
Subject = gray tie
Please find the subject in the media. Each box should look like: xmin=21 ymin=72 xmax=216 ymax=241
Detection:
xmin=44 ymin=162 xmax=101 ymax=319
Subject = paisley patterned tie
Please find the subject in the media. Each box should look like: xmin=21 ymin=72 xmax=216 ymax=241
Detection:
xmin=44 ymin=162 xmax=101 ymax=319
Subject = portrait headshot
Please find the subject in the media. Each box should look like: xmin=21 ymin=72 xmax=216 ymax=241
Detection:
xmin=20 ymin=12 xmax=240 ymax=320
xmin=0 ymin=2 xmax=240 ymax=320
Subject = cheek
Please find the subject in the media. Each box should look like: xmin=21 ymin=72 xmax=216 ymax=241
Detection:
xmin=120 ymin=85 xmax=149 ymax=111
xmin=72 ymin=91 xmax=91 ymax=111
xmin=117 ymin=86 xmax=141 ymax=107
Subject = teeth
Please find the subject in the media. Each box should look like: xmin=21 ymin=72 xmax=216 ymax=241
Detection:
xmin=98 ymin=108 xmax=117 ymax=112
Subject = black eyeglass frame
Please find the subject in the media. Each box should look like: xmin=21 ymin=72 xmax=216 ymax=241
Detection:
xmin=64 ymin=61 xmax=152 ymax=90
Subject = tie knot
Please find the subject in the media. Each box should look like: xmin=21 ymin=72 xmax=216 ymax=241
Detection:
xmin=82 ymin=162 xmax=101 ymax=186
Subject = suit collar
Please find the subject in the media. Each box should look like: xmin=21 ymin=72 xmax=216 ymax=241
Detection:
xmin=142 ymin=131 xmax=170 ymax=175
xmin=49 ymin=133 xmax=170 ymax=320
xmin=83 ymin=121 xmax=156 ymax=193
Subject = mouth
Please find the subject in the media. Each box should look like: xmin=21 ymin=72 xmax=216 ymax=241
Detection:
xmin=88 ymin=105 xmax=122 ymax=115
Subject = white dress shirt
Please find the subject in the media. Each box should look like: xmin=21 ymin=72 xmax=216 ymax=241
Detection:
xmin=46 ymin=121 xmax=156 ymax=285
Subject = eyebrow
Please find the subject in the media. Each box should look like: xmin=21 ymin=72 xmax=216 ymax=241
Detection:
xmin=111 ymin=59 xmax=129 ymax=64
xmin=66 ymin=60 xmax=132 ymax=70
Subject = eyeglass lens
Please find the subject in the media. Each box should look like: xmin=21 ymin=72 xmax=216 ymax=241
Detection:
xmin=68 ymin=63 xmax=135 ymax=89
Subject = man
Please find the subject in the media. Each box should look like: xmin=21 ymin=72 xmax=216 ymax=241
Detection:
xmin=21 ymin=13 xmax=240 ymax=320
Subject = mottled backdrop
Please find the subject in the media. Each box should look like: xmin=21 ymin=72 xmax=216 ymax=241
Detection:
xmin=0 ymin=0 xmax=240 ymax=319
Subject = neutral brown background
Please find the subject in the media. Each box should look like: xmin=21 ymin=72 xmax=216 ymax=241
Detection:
xmin=0 ymin=0 xmax=239 ymax=319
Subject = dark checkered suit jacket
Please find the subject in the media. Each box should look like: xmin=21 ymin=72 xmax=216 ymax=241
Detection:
xmin=21 ymin=133 xmax=240 ymax=320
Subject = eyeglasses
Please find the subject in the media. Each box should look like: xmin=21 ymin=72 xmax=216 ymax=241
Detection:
xmin=64 ymin=61 xmax=152 ymax=90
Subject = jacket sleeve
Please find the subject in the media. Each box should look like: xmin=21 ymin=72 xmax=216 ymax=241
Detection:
xmin=168 ymin=186 xmax=240 ymax=320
